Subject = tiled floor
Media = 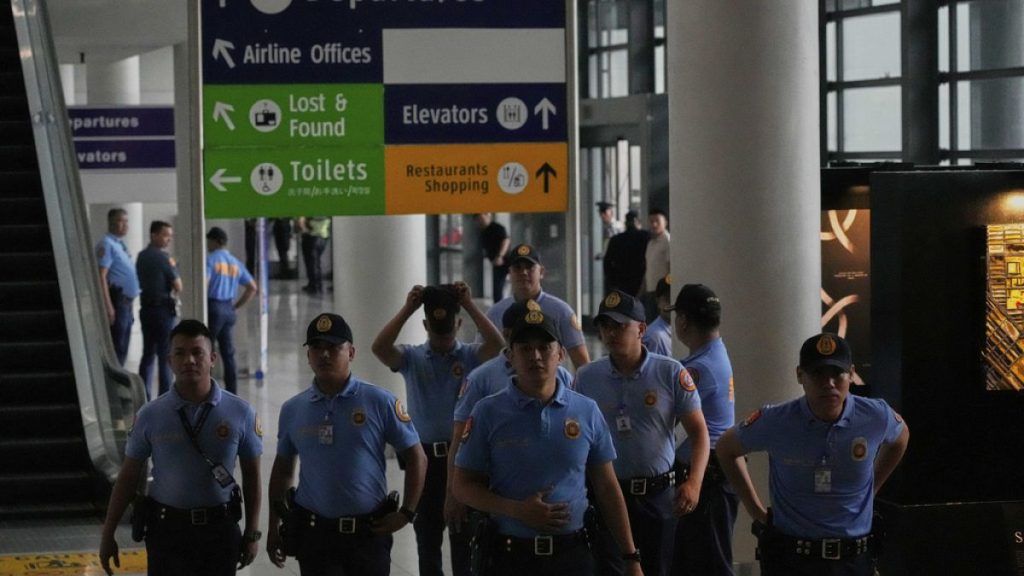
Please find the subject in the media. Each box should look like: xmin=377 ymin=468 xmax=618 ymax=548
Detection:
xmin=0 ymin=278 xmax=441 ymax=576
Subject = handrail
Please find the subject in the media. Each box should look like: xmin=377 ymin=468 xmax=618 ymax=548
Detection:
xmin=11 ymin=0 xmax=147 ymax=482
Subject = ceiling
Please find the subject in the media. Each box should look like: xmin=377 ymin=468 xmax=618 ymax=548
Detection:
xmin=44 ymin=0 xmax=187 ymax=64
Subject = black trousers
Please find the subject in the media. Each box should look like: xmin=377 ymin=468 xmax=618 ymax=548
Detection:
xmin=594 ymin=486 xmax=677 ymax=576
xmin=759 ymin=547 xmax=875 ymax=576
xmin=672 ymin=462 xmax=739 ymax=576
xmin=301 ymin=235 xmax=327 ymax=290
xmin=490 ymin=539 xmax=594 ymax=576
xmin=414 ymin=451 xmax=473 ymax=576
xmin=297 ymin=529 xmax=393 ymax=576
xmin=146 ymin=520 xmax=240 ymax=576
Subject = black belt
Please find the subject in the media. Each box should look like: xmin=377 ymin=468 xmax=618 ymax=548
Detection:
xmin=619 ymin=469 xmax=675 ymax=496
xmin=423 ymin=441 xmax=449 ymax=458
xmin=295 ymin=507 xmax=376 ymax=535
xmin=141 ymin=297 xmax=173 ymax=307
xmin=496 ymin=530 xmax=589 ymax=556
xmin=148 ymin=498 xmax=234 ymax=527
xmin=773 ymin=533 xmax=873 ymax=561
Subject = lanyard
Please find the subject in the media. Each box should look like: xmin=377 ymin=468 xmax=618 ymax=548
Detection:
xmin=176 ymin=404 xmax=223 ymax=472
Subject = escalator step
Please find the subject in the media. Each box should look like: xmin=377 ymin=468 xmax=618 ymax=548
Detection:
xmin=0 ymin=252 xmax=57 ymax=281
xmin=0 ymin=95 xmax=29 ymax=121
xmin=0 ymin=471 xmax=98 ymax=506
xmin=0 ymin=144 xmax=37 ymax=170
xmin=0 ymin=224 xmax=51 ymax=253
xmin=0 ymin=170 xmax=43 ymax=198
xmin=0 ymin=310 xmax=65 ymax=341
xmin=0 ymin=501 xmax=102 ymax=520
xmin=0 ymin=197 xmax=46 ymax=224
xmin=0 ymin=280 xmax=61 ymax=311
xmin=0 ymin=437 xmax=92 ymax=472
xmin=0 ymin=371 xmax=78 ymax=404
xmin=0 ymin=120 xmax=33 ymax=145
xmin=0 ymin=71 xmax=25 ymax=95
xmin=0 ymin=403 xmax=83 ymax=437
xmin=0 ymin=341 xmax=71 ymax=372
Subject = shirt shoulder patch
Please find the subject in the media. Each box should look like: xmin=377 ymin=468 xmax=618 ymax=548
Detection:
xmin=741 ymin=409 xmax=762 ymax=427
xmin=679 ymin=368 xmax=697 ymax=392
xmin=395 ymin=399 xmax=412 ymax=423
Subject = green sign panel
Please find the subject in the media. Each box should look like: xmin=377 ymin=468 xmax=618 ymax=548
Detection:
xmin=203 ymin=146 xmax=385 ymax=218
xmin=203 ymin=84 xmax=384 ymax=147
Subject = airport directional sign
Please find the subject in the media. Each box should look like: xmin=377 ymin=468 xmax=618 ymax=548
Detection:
xmin=200 ymin=0 xmax=572 ymax=217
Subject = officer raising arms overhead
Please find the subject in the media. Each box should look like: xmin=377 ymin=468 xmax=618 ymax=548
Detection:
xmin=267 ymin=313 xmax=427 ymax=576
xmin=454 ymin=302 xmax=642 ymax=576
xmin=99 ymin=319 xmax=263 ymax=576
xmin=715 ymin=334 xmax=910 ymax=576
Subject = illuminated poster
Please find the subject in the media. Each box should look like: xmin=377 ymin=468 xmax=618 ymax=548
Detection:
xmin=983 ymin=224 xmax=1024 ymax=391
xmin=821 ymin=209 xmax=871 ymax=388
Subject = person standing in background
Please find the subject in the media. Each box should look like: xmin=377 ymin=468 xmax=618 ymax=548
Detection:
xmin=475 ymin=213 xmax=510 ymax=303
xmin=642 ymin=209 xmax=671 ymax=322
xmin=137 ymin=220 xmax=181 ymax=398
xmin=96 ymin=207 xmax=139 ymax=366
xmin=206 ymin=227 xmax=258 ymax=394
xmin=297 ymin=217 xmax=330 ymax=295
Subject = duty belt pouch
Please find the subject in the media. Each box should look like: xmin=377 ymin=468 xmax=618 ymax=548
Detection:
xmin=371 ymin=490 xmax=400 ymax=521
xmin=229 ymin=486 xmax=243 ymax=522
xmin=279 ymin=488 xmax=299 ymax=557
xmin=470 ymin=514 xmax=496 ymax=576
xmin=130 ymin=496 xmax=148 ymax=542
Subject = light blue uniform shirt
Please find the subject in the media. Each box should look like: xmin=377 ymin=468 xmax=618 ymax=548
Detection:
xmin=736 ymin=394 xmax=905 ymax=539
xmin=575 ymin=350 xmax=701 ymax=479
xmin=676 ymin=337 xmax=734 ymax=463
xmin=126 ymin=383 xmax=262 ymax=508
xmin=397 ymin=340 xmax=483 ymax=443
xmin=96 ymin=233 xmax=140 ymax=297
xmin=206 ymin=248 xmax=253 ymax=302
xmin=277 ymin=377 xmax=420 ymax=517
xmin=642 ymin=317 xmax=673 ymax=357
xmin=484 ymin=291 xmax=585 ymax=351
xmin=456 ymin=380 xmax=616 ymax=538
xmin=453 ymin=352 xmax=574 ymax=423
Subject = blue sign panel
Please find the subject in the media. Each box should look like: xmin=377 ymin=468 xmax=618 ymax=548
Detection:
xmin=68 ymin=106 xmax=175 ymax=138
xmin=73 ymin=140 xmax=176 ymax=170
xmin=384 ymin=84 xmax=566 ymax=144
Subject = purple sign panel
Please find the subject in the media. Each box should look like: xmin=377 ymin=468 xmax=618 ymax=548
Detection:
xmin=68 ymin=106 xmax=175 ymax=138
xmin=73 ymin=140 xmax=176 ymax=170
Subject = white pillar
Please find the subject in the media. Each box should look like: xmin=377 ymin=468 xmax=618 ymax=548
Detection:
xmin=140 ymin=47 xmax=175 ymax=105
xmin=85 ymin=56 xmax=141 ymax=105
xmin=58 ymin=64 xmax=76 ymax=105
xmin=331 ymin=215 xmax=428 ymax=402
xmin=174 ymin=37 xmax=205 ymax=321
xmin=668 ymin=1 xmax=821 ymax=566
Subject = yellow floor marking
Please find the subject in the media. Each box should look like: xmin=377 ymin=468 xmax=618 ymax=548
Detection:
xmin=0 ymin=549 xmax=146 ymax=575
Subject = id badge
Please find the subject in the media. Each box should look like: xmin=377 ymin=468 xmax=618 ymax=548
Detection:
xmin=211 ymin=463 xmax=233 ymax=488
xmin=615 ymin=415 xmax=632 ymax=432
xmin=814 ymin=467 xmax=832 ymax=494
xmin=318 ymin=424 xmax=334 ymax=446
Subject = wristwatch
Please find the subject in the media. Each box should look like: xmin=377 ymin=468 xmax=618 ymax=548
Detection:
xmin=399 ymin=506 xmax=418 ymax=523
xmin=622 ymin=549 xmax=642 ymax=563
xmin=243 ymin=530 xmax=262 ymax=543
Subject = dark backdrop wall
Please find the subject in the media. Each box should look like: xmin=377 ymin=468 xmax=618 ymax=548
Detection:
xmin=871 ymin=169 xmax=1024 ymax=505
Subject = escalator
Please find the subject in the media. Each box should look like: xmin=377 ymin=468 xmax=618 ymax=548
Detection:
xmin=0 ymin=1 xmax=145 ymax=518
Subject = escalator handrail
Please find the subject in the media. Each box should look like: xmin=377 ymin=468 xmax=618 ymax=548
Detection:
xmin=11 ymin=0 xmax=147 ymax=483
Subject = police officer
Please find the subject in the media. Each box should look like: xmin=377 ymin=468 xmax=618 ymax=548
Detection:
xmin=205 ymin=227 xmax=258 ymax=394
xmin=575 ymin=289 xmax=709 ymax=576
xmin=716 ymin=334 xmax=910 ymax=576
xmin=667 ymin=284 xmax=736 ymax=576
xmin=298 ymin=216 xmax=330 ymax=294
xmin=267 ymin=313 xmax=427 ymax=576
xmin=641 ymin=276 xmax=673 ymax=357
xmin=454 ymin=306 xmax=643 ymax=576
xmin=484 ymin=243 xmax=590 ymax=369
xmin=371 ymin=282 xmax=504 ymax=576
xmin=444 ymin=301 xmax=575 ymax=544
xmin=99 ymin=319 xmax=263 ymax=576
xmin=96 ymin=207 xmax=140 ymax=366
xmin=137 ymin=220 xmax=181 ymax=399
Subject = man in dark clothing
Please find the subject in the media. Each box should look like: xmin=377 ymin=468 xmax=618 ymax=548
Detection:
xmin=603 ymin=210 xmax=651 ymax=296
xmin=475 ymin=213 xmax=510 ymax=303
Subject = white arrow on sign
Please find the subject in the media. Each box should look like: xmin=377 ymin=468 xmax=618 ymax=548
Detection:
xmin=213 ymin=39 xmax=236 ymax=69
xmin=210 ymin=168 xmax=242 ymax=192
xmin=534 ymin=98 xmax=557 ymax=131
xmin=212 ymin=102 xmax=236 ymax=131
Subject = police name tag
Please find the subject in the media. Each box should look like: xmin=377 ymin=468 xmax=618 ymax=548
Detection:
xmin=616 ymin=415 xmax=632 ymax=432
xmin=319 ymin=424 xmax=334 ymax=446
xmin=212 ymin=463 xmax=233 ymax=488
xmin=814 ymin=467 xmax=832 ymax=494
